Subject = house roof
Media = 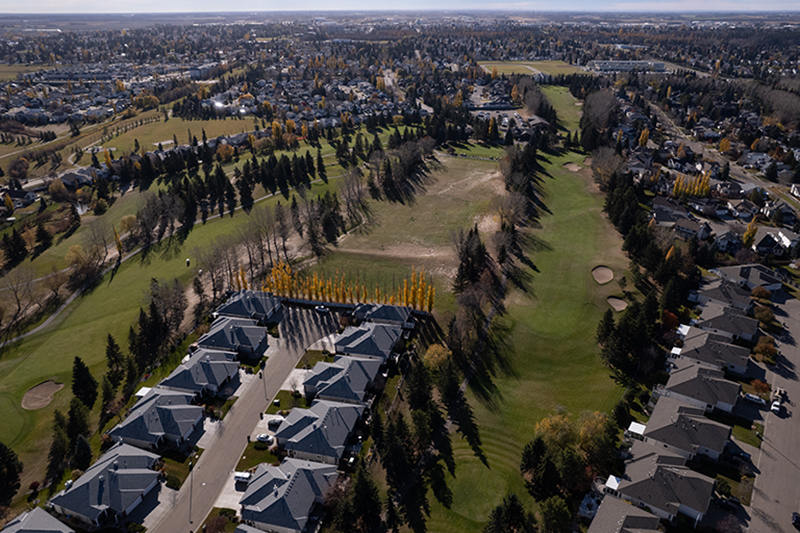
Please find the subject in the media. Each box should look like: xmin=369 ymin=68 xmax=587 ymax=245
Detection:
xmin=197 ymin=316 xmax=267 ymax=353
xmin=677 ymin=326 xmax=750 ymax=370
xmin=49 ymin=443 xmax=160 ymax=522
xmin=353 ymin=303 xmax=412 ymax=325
xmin=333 ymin=322 xmax=401 ymax=361
xmin=644 ymin=397 xmax=731 ymax=455
xmin=586 ymin=496 xmax=660 ymax=533
xmin=663 ymin=360 xmax=741 ymax=408
xmin=715 ymin=264 xmax=781 ymax=289
xmin=303 ymin=356 xmax=382 ymax=403
xmin=696 ymin=278 xmax=753 ymax=309
xmin=2 ymin=507 xmax=74 ymax=533
xmin=275 ymin=400 xmax=364 ymax=460
xmin=108 ymin=387 xmax=202 ymax=446
xmin=215 ymin=291 xmax=281 ymax=321
xmin=694 ymin=302 xmax=758 ymax=338
xmin=239 ymin=459 xmax=337 ymax=532
xmin=617 ymin=441 xmax=715 ymax=518
xmin=159 ymin=349 xmax=239 ymax=394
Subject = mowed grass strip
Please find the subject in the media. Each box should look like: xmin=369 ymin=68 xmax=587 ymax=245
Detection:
xmin=479 ymin=60 xmax=591 ymax=77
xmin=425 ymin=152 xmax=625 ymax=533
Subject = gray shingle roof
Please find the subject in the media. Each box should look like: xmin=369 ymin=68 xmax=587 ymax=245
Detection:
xmin=617 ymin=441 xmax=715 ymax=519
xmin=197 ymin=316 xmax=267 ymax=354
xmin=587 ymin=497 xmax=660 ymax=533
xmin=239 ymin=459 xmax=337 ymax=532
xmin=2 ymin=507 xmax=74 ymax=533
xmin=715 ymin=264 xmax=781 ymax=289
xmin=353 ymin=303 xmax=412 ymax=325
xmin=694 ymin=302 xmax=758 ymax=339
xmin=159 ymin=349 xmax=239 ymax=395
xmin=662 ymin=360 xmax=740 ymax=408
xmin=644 ymin=397 xmax=731 ymax=456
xmin=108 ymin=387 xmax=202 ymax=447
xmin=678 ymin=326 xmax=750 ymax=370
xmin=215 ymin=290 xmax=281 ymax=321
xmin=302 ymin=356 xmax=381 ymax=403
xmin=275 ymin=400 xmax=364 ymax=460
xmin=333 ymin=323 xmax=401 ymax=361
xmin=49 ymin=443 xmax=160 ymax=523
xmin=696 ymin=278 xmax=753 ymax=309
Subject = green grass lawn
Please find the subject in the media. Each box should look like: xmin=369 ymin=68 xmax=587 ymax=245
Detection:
xmin=297 ymin=349 xmax=334 ymax=369
xmin=236 ymin=441 xmax=281 ymax=471
xmin=162 ymin=448 xmax=204 ymax=487
xmin=425 ymin=151 xmax=627 ymax=533
xmin=479 ymin=61 xmax=590 ymax=77
xmin=266 ymin=390 xmax=310 ymax=414
xmin=541 ymin=86 xmax=582 ymax=132
xmin=443 ymin=142 xmax=505 ymax=160
xmin=0 ymin=64 xmax=51 ymax=81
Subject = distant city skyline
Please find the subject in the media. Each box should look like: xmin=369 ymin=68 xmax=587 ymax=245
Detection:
xmin=1 ymin=0 xmax=799 ymax=15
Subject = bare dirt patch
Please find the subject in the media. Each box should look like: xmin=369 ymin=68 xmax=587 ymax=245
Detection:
xmin=591 ymin=266 xmax=614 ymax=285
xmin=563 ymin=162 xmax=581 ymax=173
xmin=22 ymin=380 xmax=64 ymax=410
xmin=583 ymin=157 xmax=593 ymax=166
xmin=607 ymin=297 xmax=628 ymax=312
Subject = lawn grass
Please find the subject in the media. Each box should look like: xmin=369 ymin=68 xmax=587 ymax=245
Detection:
xmin=541 ymin=86 xmax=582 ymax=132
xmin=0 ymin=64 xmax=51 ymax=81
xmin=236 ymin=441 xmax=281 ymax=471
xmin=425 ymin=151 xmax=627 ymax=532
xmin=479 ymin=61 xmax=590 ymax=77
xmin=296 ymin=349 xmax=334 ymax=369
xmin=707 ymin=410 xmax=763 ymax=449
xmin=266 ymin=390 xmax=310 ymax=414
xmin=161 ymin=448 xmax=204 ymax=487
xmin=199 ymin=507 xmax=239 ymax=533
xmin=443 ymin=141 xmax=505 ymax=160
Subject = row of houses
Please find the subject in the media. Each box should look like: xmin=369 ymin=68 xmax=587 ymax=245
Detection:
xmin=237 ymin=303 xmax=416 ymax=533
xmin=588 ymin=265 xmax=780 ymax=530
xmin=36 ymin=291 xmax=282 ymax=531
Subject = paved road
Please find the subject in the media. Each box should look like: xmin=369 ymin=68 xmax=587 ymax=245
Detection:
xmin=748 ymin=290 xmax=800 ymax=532
xmin=149 ymin=306 xmax=341 ymax=533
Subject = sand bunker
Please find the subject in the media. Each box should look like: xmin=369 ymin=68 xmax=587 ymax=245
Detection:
xmin=563 ymin=162 xmax=581 ymax=172
xmin=22 ymin=380 xmax=64 ymax=410
xmin=592 ymin=266 xmax=614 ymax=284
xmin=584 ymin=157 xmax=593 ymax=166
xmin=608 ymin=297 xmax=628 ymax=311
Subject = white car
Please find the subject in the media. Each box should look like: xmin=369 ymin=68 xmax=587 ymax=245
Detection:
xmin=314 ymin=305 xmax=330 ymax=314
xmin=256 ymin=434 xmax=274 ymax=444
xmin=771 ymin=401 xmax=781 ymax=414
xmin=744 ymin=393 xmax=767 ymax=406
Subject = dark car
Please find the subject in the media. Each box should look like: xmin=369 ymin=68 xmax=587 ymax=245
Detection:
xmin=793 ymin=511 xmax=800 ymax=528
xmin=717 ymin=498 xmax=738 ymax=512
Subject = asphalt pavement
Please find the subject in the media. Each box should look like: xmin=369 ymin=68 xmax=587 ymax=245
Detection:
xmin=148 ymin=305 xmax=341 ymax=533
xmin=748 ymin=291 xmax=800 ymax=533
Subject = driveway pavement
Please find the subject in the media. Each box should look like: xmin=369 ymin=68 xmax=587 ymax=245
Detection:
xmin=748 ymin=290 xmax=800 ymax=532
xmin=148 ymin=305 xmax=341 ymax=533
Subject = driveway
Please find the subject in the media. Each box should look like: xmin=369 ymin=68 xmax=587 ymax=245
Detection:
xmin=748 ymin=290 xmax=800 ymax=532
xmin=148 ymin=305 xmax=341 ymax=533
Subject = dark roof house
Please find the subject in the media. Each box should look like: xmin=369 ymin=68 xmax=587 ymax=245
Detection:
xmin=238 ymin=459 xmax=338 ymax=533
xmin=353 ymin=304 xmax=414 ymax=327
xmin=275 ymin=400 xmax=364 ymax=465
xmin=2 ymin=507 xmax=74 ymax=533
xmin=197 ymin=317 xmax=268 ymax=357
xmin=693 ymin=302 xmax=759 ymax=341
xmin=656 ymin=359 xmax=740 ymax=413
xmin=642 ymin=397 xmax=731 ymax=460
xmin=333 ymin=323 xmax=401 ymax=362
xmin=302 ymin=356 xmax=381 ymax=404
xmin=108 ymin=388 xmax=203 ymax=451
xmin=159 ymin=349 xmax=239 ymax=396
xmin=586 ymin=496 xmax=660 ymax=533
xmin=49 ymin=443 xmax=160 ymax=528
xmin=215 ymin=291 xmax=282 ymax=323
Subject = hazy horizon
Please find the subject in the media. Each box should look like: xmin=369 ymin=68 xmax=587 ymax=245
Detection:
xmin=1 ymin=2 xmax=800 ymax=16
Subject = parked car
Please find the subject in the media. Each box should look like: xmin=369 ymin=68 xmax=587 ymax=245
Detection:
xmin=315 ymin=305 xmax=330 ymax=314
xmin=717 ymin=498 xmax=738 ymax=512
xmin=793 ymin=511 xmax=800 ymax=528
xmin=256 ymin=434 xmax=274 ymax=444
xmin=732 ymin=449 xmax=751 ymax=460
xmin=267 ymin=417 xmax=283 ymax=430
xmin=771 ymin=400 xmax=782 ymax=414
xmin=745 ymin=393 xmax=767 ymax=405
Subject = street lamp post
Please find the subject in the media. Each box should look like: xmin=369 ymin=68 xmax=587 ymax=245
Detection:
xmin=188 ymin=460 xmax=193 ymax=524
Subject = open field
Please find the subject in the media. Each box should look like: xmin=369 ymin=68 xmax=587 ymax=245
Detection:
xmin=0 ymin=173 xmax=347 ymax=494
xmin=479 ymin=60 xmax=591 ymax=77
xmin=425 ymin=151 xmax=628 ymax=532
xmin=0 ymin=64 xmax=51 ymax=82
xmin=541 ymin=85 xmax=582 ymax=132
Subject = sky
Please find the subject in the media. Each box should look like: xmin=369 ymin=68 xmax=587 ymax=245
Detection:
xmin=1 ymin=0 xmax=798 ymax=14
